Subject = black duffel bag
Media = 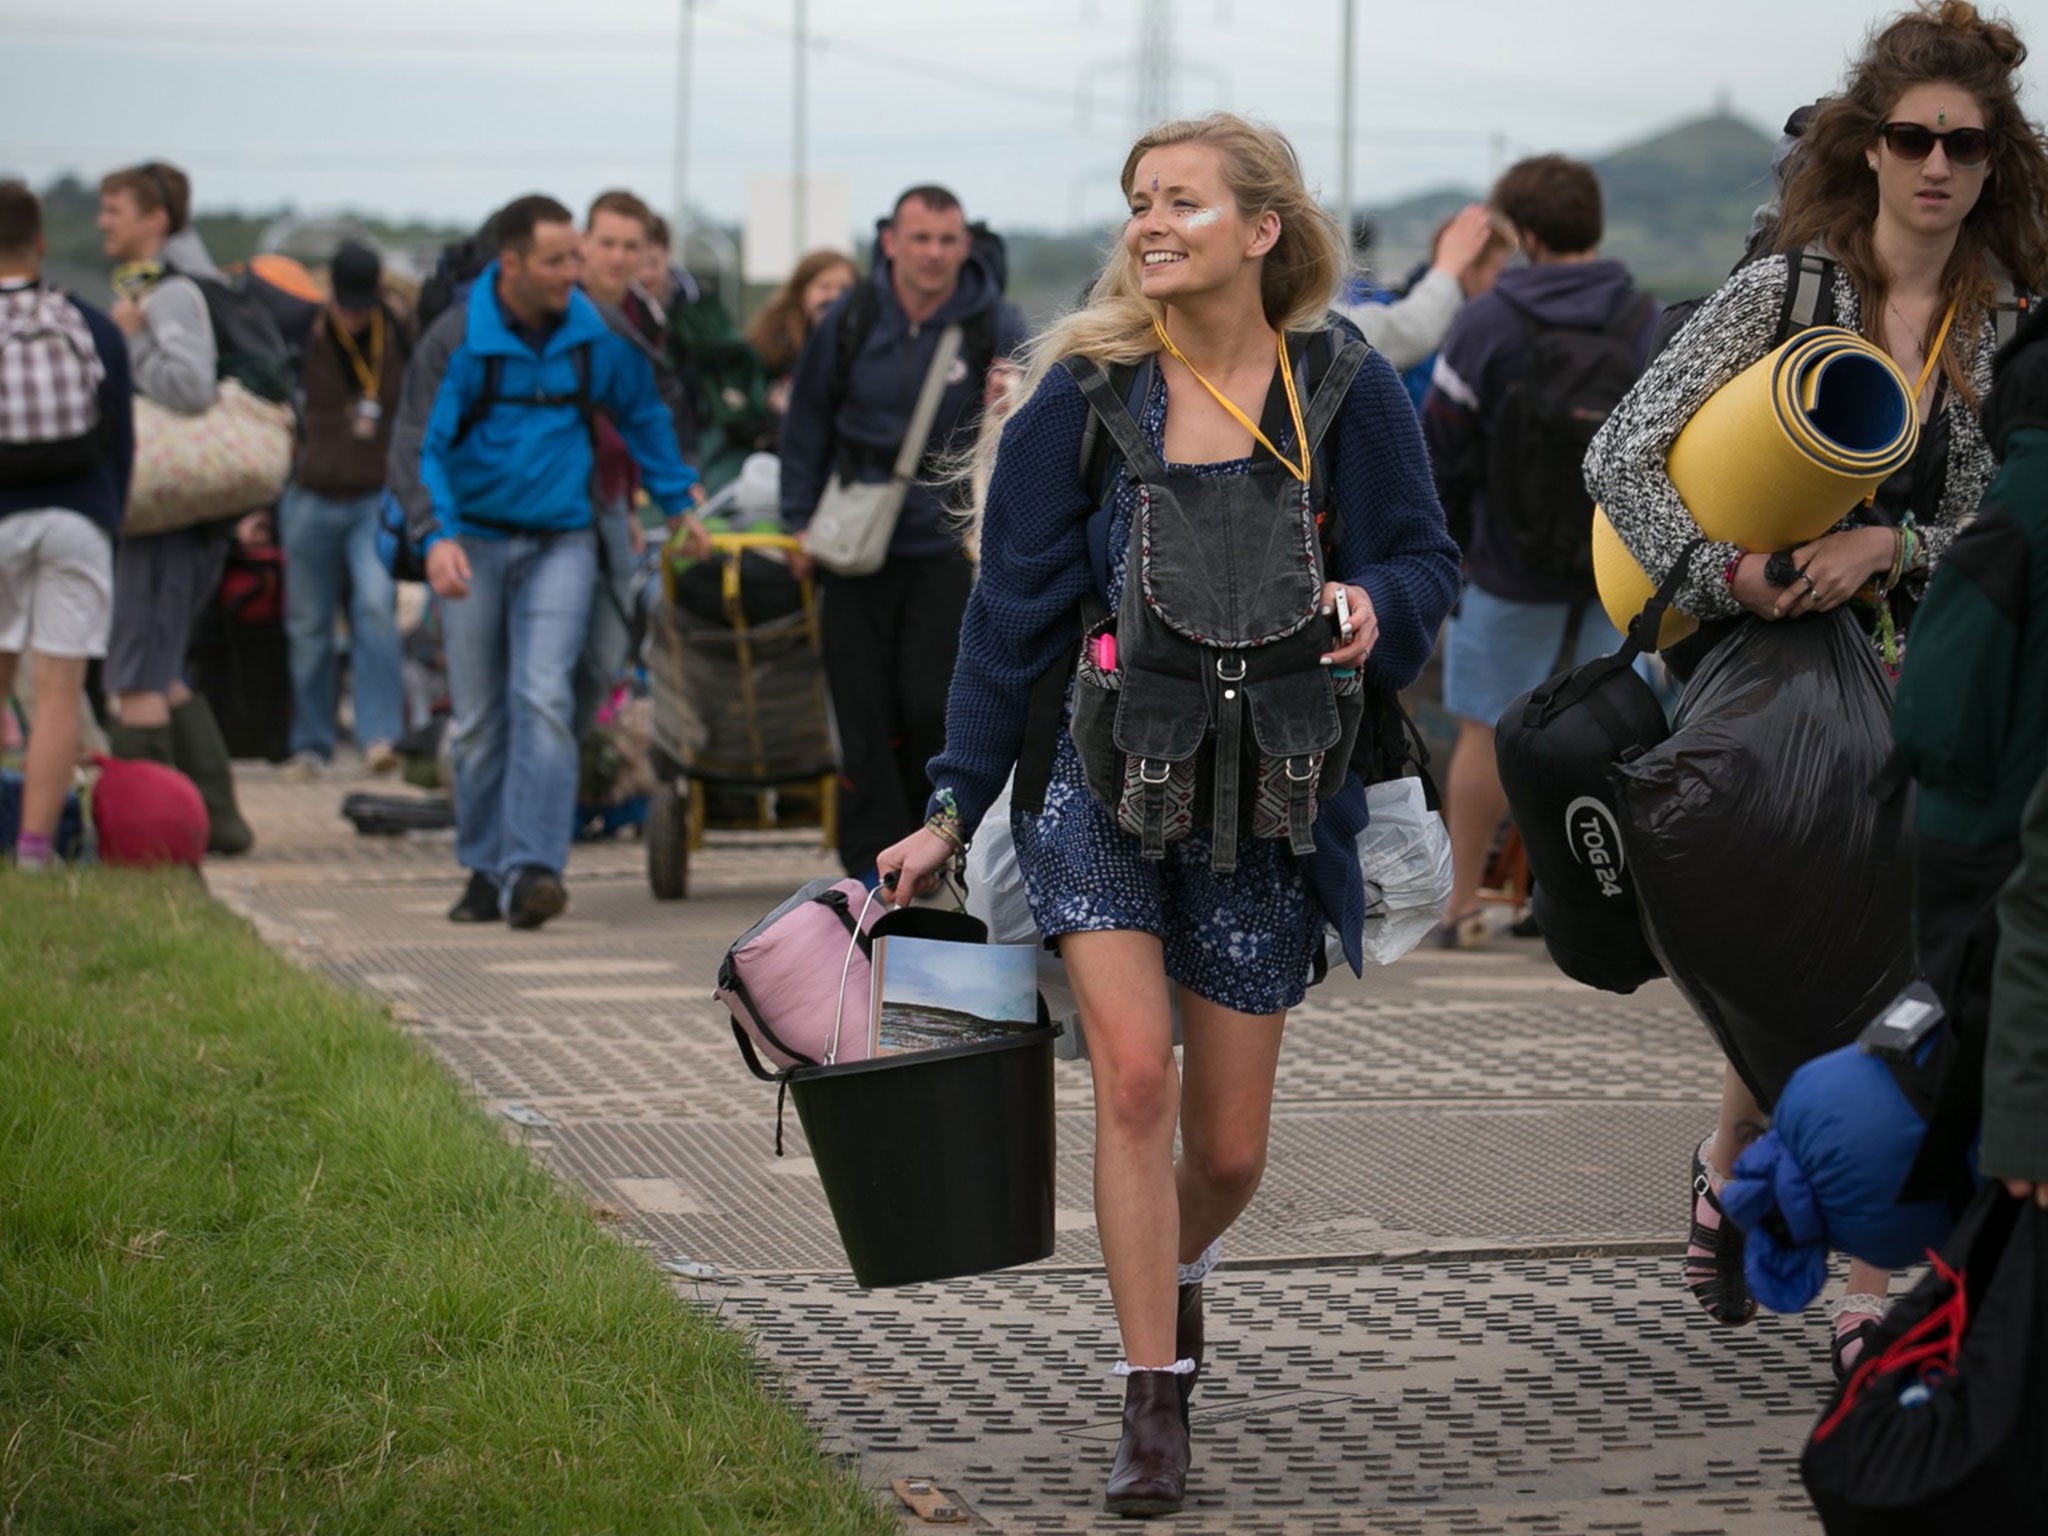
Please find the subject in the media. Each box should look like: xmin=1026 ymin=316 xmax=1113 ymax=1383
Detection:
xmin=1802 ymin=1186 xmax=2047 ymax=1533
xmin=1494 ymin=540 xmax=1699 ymax=993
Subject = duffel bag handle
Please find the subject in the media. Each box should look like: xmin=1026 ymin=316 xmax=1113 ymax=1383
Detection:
xmin=1525 ymin=538 xmax=1704 ymax=731
xmin=1619 ymin=537 xmax=1705 ymax=666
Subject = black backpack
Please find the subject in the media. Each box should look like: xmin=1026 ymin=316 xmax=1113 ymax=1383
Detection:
xmin=163 ymin=262 xmax=297 ymax=405
xmin=415 ymin=228 xmax=496 ymax=335
xmin=1484 ymin=291 xmax=1654 ymax=589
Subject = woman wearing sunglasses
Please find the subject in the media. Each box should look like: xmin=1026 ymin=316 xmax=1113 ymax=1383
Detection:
xmin=1587 ymin=0 xmax=2048 ymax=1382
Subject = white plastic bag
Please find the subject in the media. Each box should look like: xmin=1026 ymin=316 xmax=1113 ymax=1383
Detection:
xmin=964 ymin=775 xmax=1079 ymax=1025
xmin=1355 ymin=777 xmax=1455 ymax=965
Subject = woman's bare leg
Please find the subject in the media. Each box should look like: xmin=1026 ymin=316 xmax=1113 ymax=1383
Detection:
xmin=1176 ymin=987 xmax=1286 ymax=1264
xmin=1706 ymin=1065 xmax=1769 ymax=1181
xmin=1063 ymin=929 xmax=1181 ymax=1367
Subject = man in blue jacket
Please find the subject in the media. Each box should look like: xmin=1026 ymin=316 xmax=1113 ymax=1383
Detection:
xmin=0 ymin=181 xmax=134 ymax=869
xmin=389 ymin=194 xmax=703 ymax=929
xmin=778 ymin=186 xmax=1025 ymax=882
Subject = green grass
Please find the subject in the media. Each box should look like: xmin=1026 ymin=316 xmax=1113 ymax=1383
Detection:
xmin=0 ymin=869 xmax=892 ymax=1535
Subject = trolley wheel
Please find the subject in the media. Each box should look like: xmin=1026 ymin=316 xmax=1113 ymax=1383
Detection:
xmin=647 ymin=783 xmax=690 ymax=901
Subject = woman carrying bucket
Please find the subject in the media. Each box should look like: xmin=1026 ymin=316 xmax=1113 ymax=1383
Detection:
xmin=876 ymin=114 xmax=1458 ymax=1516
xmin=1587 ymin=1 xmax=2048 ymax=1381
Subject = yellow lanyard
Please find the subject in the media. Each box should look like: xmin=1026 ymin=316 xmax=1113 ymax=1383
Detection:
xmin=330 ymin=309 xmax=385 ymax=400
xmin=1152 ymin=320 xmax=1310 ymax=482
xmin=1907 ymin=299 xmax=1958 ymax=406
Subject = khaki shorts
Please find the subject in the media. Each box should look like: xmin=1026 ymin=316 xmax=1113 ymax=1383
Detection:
xmin=0 ymin=509 xmax=114 ymax=659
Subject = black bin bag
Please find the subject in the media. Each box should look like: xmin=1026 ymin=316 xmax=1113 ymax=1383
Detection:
xmin=1495 ymin=541 xmax=1699 ymax=994
xmin=1614 ymin=610 xmax=1912 ymax=1109
xmin=1801 ymin=1187 xmax=2048 ymax=1533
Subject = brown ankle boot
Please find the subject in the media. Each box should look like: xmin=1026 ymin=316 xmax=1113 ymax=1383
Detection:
xmin=1104 ymin=1370 xmax=1189 ymax=1517
xmin=1175 ymin=1283 xmax=1204 ymax=1425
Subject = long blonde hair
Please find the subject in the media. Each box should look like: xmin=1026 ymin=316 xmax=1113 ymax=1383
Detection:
xmin=962 ymin=114 xmax=1346 ymax=554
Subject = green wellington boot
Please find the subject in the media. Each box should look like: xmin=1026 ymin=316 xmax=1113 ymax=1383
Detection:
xmin=104 ymin=720 xmax=176 ymax=766
xmin=168 ymin=697 xmax=254 ymax=857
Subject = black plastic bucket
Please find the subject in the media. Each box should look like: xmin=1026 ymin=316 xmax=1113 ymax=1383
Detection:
xmin=786 ymin=1023 xmax=1060 ymax=1288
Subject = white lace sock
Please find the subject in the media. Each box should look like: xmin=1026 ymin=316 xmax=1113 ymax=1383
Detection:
xmin=1177 ymin=1239 xmax=1221 ymax=1286
xmin=1112 ymin=1359 xmax=1197 ymax=1376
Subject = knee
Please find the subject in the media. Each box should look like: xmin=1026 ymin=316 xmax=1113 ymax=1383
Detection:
xmin=1181 ymin=1134 xmax=1267 ymax=1204
xmin=1096 ymin=1054 xmax=1177 ymax=1140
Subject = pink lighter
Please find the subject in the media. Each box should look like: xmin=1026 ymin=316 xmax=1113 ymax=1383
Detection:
xmin=1094 ymin=633 xmax=1117 ymax=672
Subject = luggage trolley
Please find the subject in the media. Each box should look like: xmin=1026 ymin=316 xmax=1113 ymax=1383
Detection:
xmin=642 ymin=528 xmax=836 ymax=899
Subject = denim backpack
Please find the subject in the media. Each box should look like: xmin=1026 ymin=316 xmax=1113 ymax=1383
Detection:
xmin=1058 ymin=333 xmax=1370 ymax=873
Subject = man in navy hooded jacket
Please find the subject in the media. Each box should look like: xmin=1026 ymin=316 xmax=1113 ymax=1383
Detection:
xmin=390 ymin=194 xmax=703 ymax=929
xmin=1421 ymin=155 xmax=1658 ymax=946
xmin=778 ymin=185 xmax=1025 ymax=882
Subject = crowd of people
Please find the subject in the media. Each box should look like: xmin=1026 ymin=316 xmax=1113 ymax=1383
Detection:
xmin=3 ymin=0 xmax=2046 ymax=1521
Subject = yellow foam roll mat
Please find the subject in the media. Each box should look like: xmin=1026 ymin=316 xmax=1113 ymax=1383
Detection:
xmin=1596 ymin=326 xmax=1920 ymax=644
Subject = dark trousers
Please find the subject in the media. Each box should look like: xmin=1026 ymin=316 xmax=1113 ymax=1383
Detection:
xmin=818 ymin=551 xmax=973 ymax=877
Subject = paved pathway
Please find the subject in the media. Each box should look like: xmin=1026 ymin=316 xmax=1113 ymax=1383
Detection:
xmin=211 ymin=764 xmax=1832 ymax=1534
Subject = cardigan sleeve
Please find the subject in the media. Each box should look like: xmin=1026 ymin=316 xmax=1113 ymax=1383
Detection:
xmin=925 ymin=365 xmax=1097 ymax=838
xmin=1327 ymin=347 xmax=1463 ymax=693
xmin=1583 ymin=256 xmax=1792 ymax=621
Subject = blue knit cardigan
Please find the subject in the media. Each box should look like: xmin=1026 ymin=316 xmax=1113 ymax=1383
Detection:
xmin=931 ymin=345 xmax=1460 ymax=840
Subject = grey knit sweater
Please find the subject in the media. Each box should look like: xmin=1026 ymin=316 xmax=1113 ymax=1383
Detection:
xmin=1584 ymin=253 xmax=2000 ymax=623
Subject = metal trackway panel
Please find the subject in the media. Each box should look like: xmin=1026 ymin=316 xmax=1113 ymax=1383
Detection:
xmin=697 ymin=1258 xmax=1824 ymax=1535
xmin=529 ymin=1098 xmax=1702 ymax=1274
xmin=209 ymin=777 xmax=1842 ymax=1535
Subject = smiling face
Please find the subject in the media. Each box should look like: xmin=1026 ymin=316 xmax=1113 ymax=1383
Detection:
xmin=1869 ymin=80 xmax=1991 ymax=242
xmin=1123 ymin=143 xmax=1278 ymax=310
xmin=502 ymin=220 xmax=582 ymax=319
xmin=801 ymin=260 xmax=855 ymax=325
xmin=581 ymin=209 xmax=646 ymax=308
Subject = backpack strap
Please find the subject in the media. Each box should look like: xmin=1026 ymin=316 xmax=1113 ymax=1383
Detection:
xmin=451 ymin=341 xmax=596 ymax=449
xmin=1063 ymin=356 xmax=1169 ymax=485
xmin=827 ymin=282 xmax=882 ymax=414
xmin=451 ymin=354 xmax=503 ymax=448
xmin=1298 ymin=332 xmax=1370 ymax=520
xmin=1775 ymin=245 xmax=1839 ymax=342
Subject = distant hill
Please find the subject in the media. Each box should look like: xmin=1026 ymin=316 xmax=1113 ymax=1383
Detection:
xmin=1364 ymin=111 xmax=1780 ymax=301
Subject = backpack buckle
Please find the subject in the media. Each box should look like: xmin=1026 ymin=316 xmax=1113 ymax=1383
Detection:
xmin=1284 ymin=755 xmax=1317 ymax=783
xmin=1216 ymin=656 xmax=1246 ymax=683
xmin=1138 ymin=759 xmax=1174 ymax=786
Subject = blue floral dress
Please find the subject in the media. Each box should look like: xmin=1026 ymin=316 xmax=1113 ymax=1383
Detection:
xmin=1011 ymin=371 xmax=1326 ymax=1014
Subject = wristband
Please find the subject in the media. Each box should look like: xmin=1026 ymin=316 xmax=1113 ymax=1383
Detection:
xmin=1721 ymin=552 xmax=1743 ymax=588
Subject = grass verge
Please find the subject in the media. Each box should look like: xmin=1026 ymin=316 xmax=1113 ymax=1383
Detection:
xmin=0 ymin=868 xmax=891 ymax=1535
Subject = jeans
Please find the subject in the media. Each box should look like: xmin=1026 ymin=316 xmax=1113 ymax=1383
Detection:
xmin=440 ymin=528 xmax=595 ymax=892
xmin=279 ymin=485 xmax=403 ymax=757
xmin=572 ymin=497 xmax=640 ymax=739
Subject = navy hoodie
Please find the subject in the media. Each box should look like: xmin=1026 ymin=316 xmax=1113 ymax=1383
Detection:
xmin=778 ymin=244 xmax=1025 ymax=560
xmin=1423 ymin=259 xmax=1657 ymax=603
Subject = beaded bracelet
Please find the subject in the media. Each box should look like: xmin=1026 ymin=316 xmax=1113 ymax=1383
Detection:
xmin=1721 ymin=552 xmax=1743 ymax=588
xmin=925 ymin=813 xmax=967 ymax=856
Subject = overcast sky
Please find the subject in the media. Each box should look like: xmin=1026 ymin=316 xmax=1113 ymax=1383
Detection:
xmin=4 ymin=0 xmax=2040 ymax=238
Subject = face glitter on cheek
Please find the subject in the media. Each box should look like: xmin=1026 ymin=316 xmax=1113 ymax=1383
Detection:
xmin=1184 ymin=206 xmax=1223 ymax=229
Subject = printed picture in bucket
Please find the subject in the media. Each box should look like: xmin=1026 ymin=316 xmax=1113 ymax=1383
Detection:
xmin=868 ymin=935 xmax=1040 ymax=1056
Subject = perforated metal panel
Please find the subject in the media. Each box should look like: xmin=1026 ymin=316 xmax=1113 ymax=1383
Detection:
xmin=210 ymin=774 xmax=1831 ymax=1535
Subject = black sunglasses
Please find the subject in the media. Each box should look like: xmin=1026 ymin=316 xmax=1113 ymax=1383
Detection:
xmin=1876 ymin=121 xmax=1993 ymax=169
